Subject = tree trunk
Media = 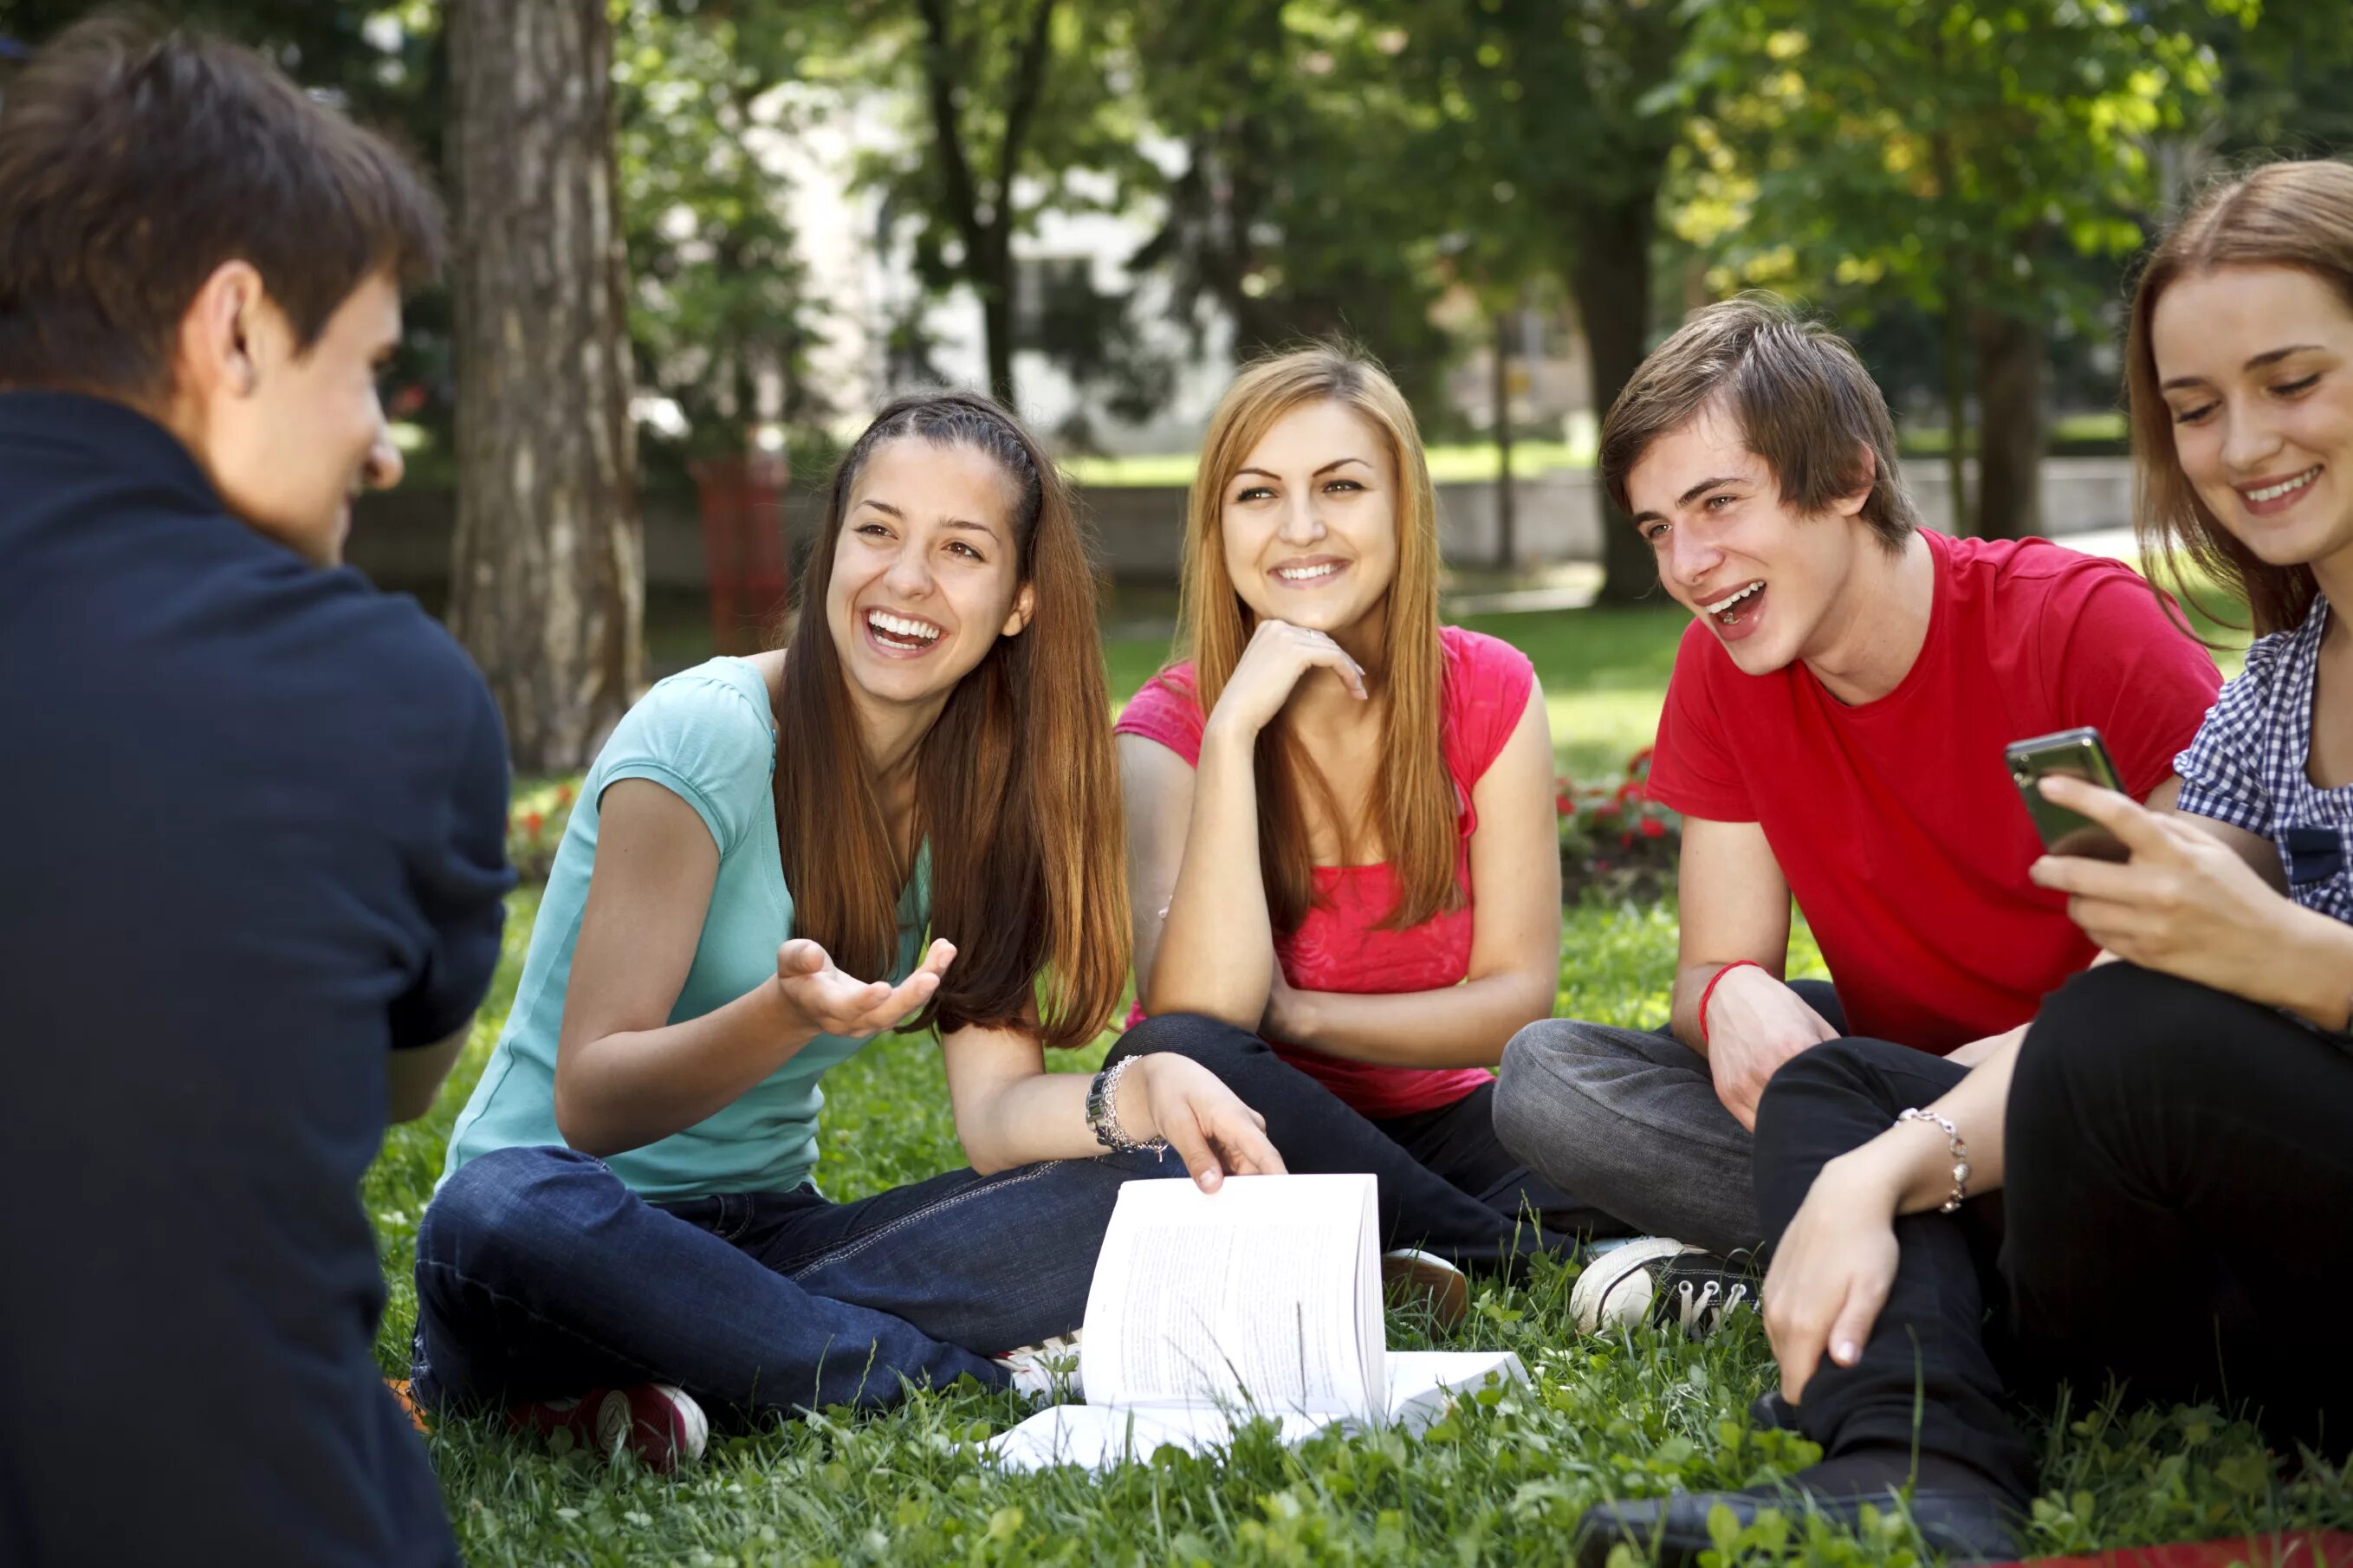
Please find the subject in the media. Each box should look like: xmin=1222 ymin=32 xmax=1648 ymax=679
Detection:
xmin=446 ymin=0 xmax=644 ymax=774
xmin=1972 ymin=307 xmax=2045 ymax=540
xmin=1571 ymin=185 xmax=1661 ymax=606
xmin=1941 ymin=283 xmax=1971 ymax=535
xmin=1493 ymin=307 xmax=1515 ymax=571
xmin=980 ymin=236 xmax=1018 ymax=409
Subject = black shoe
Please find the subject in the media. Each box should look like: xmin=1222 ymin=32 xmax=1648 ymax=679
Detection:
xmin=1570 ymin=1238 xmax=1757 ymax=1338
xmin=1747 ymin=1387 xmax=1799 ymax=1434
xmin=1572 ymin=1478 xmax=2018 ymax=1568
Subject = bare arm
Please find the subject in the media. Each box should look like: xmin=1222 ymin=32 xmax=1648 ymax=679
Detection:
xmin=1266 ymin=684 xmax=1562 ymax=1066
xmin=551 ymin=780 xmax=949 ymax=1157
xmin=1663 ymin=816 xmax=1843 ymax=1130
xmin=1763 ymin=1025 xmax=2024 ymax=1403
xmin=1123 ymin=730 xmax=1274 ymax=1026
xmin=553 ymin=781 xmax=822 ymax=1154
xmin=1130 ymin=621 xmax=1370 ymax=1027
xmin=939 ymin=1020 xmax=1283 ymax=1190
xmin=386 ymin=1026 xmax=470 ymax=1123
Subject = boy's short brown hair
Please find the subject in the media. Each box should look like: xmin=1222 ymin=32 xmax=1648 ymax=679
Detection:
xmin=1599 ymin=295 xmax=1918 ymax=550
xmin=0 ymin=14 xmax=444 ymax=401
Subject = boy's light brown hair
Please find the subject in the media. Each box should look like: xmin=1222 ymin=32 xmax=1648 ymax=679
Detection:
xmin=1599 ymin=295 xmax=1919 ymax=551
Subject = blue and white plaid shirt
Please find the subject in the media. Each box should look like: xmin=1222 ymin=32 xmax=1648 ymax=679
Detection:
xmin=2175 ymin=595 xmax=2353 ymax=924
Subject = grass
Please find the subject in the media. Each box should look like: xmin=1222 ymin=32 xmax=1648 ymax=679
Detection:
xmin=368 ymin=599 xmax=2338 ymax=1566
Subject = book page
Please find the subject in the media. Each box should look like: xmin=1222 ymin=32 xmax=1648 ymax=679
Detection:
xmin=1079 ymin=1174 xmax=1382 ymax=1420
xmin=983 ymin=1352 xmax=1529 ymax=1473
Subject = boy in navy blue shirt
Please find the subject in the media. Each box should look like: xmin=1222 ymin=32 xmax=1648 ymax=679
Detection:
xmin=0 ymin=19 xmax=511 ymax=1566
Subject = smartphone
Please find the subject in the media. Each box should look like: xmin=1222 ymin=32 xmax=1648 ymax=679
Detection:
xmin=2006 ymin=728 xmax=2130 ymax=862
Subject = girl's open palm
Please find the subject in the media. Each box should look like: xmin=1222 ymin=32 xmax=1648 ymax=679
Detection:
xmin=775 ymin=937 xmax=956 ymax=1040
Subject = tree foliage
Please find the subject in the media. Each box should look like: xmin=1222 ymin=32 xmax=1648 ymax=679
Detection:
xmin=1669 ymin=0 xmax=2245 ymax=536
xmin=613 ymin=0 xmax=833 ymax=472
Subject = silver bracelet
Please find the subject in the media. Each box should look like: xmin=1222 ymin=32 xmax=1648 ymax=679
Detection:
xmin=1086 ymin=1055 xmax=1169 ymax=1155
xmin=1896 ymin=1107 xmax=1971 ymax=1214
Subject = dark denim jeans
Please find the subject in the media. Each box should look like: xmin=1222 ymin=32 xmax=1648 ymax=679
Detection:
xmin=1753 ymin=963 xmax=2353 ymax=1500
xmin=1492 ymin=978 xmax=1853 ymax=1256
xmin=1107 ymin=1012 xmax=1601 ymax=1268
xmin=412 ymin=1143 xmax=1185 ymax=1419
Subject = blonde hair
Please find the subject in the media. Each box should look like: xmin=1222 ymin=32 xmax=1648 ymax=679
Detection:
xmin=1174 ymin=344 xmax=1459 ymax=932
xmin=2127 ymin=158 xmax=2353 ymax=639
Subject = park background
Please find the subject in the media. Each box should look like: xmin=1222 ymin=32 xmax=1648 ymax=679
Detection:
xmin=4 ymin=2 xmax=2351 ymax=1564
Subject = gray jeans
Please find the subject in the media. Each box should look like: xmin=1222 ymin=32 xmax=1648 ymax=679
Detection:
xmin=1489 ymin=979 xmax=1849 ymax=1259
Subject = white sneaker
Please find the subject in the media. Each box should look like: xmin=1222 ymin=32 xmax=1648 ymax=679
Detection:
xmin=1571 ymin=1237 xmax=1754 ymax=1338
xmin=993 ymin=1330 xmax=1083 ymax=1401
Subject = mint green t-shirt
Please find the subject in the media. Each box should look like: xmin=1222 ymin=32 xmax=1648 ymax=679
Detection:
xmin=441 ymin=658 xmax=930 ymax=1201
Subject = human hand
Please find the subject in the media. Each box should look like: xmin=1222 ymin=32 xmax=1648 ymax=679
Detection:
xmin=1203 ymin=618 xmax=1369 ymax=742
xmin=1702 ymin=966 xmax=1840 ymax=1131
xmin=1761 ymin=1150 xmax=1904 ymax=1404
xmin=2026 ymin=776 xmax=2309 ymax=1007
xmin=774 ymin=937 xmax=955 ymax=1040
xmin=1125 ymin=1053 xmax=1287 ymax=1193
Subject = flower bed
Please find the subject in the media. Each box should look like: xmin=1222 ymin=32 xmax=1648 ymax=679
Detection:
xmin=1558 ymin=748 xmax=1680 ymax=904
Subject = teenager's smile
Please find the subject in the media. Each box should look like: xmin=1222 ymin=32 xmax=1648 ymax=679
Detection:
xmin=1699 ymin=579 xmax=1767 ymax=641
xmin=1270 ymin=554 xmax=1352 ymax=590
xmin=859 ymin=604 xmax=948 ymax=658
xmin=2233 ymin=463 xmax=2324 ymax=518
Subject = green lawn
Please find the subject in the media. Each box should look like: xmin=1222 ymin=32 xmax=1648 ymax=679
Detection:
xmin=369 ymin=602 xmax=2339 ymax=1566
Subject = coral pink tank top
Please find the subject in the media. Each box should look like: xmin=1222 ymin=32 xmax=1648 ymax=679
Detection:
xmin=1116 ymin=625 xmax=1536 ymax=1118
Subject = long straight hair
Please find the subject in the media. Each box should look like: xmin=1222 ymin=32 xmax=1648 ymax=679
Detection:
xmin=1174 ymin=344 xmax=1458 ymax=933
xmin=770 ymin=392 xmax=1128 ymax=1049
xmin=2128 ymin=158 xmax=2353 ymax=639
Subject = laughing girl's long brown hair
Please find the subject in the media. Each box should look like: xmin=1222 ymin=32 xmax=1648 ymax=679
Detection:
xmin=1175 ymin=345 xmax=1457 ymax=933
xmin=770 ymin=392 xmax=1128 ymax=1049
xmin=2129 ymin=159 xmax=2353 ymax=639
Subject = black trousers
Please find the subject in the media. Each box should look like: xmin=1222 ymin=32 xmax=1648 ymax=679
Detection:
xmin=1752 ymin=962 xmax=2353 ymax=1503
xmin=1107 ymin=1012 xmax=1607 ymax=1270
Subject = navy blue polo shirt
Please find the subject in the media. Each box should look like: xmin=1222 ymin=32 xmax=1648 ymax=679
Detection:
xmin=0 ymin=393 xmax=511 ymax=1567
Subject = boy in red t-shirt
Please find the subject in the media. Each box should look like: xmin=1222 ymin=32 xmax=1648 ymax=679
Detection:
xmin=1490 ymin=299 xmax=2220 ymax=1326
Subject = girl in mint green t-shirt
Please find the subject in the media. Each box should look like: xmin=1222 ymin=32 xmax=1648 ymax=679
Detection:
xmin=413 ymin=394 xmax=1282 ymax=1464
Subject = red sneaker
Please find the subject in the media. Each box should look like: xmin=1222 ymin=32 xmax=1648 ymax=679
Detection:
xmin=509 ymin=1383 xmax=709 ymax=1473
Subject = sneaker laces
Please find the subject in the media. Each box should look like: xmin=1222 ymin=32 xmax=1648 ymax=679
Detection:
xmin=1663 ymin=1277 xmax=1752 ymax=1335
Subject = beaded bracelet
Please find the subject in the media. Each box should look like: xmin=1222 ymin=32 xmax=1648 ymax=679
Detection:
xmin=1085 ymin=1056 xmax=1169 ymax=1155
xmin=1896 ymin=1107 xmax=1971 ymax=1214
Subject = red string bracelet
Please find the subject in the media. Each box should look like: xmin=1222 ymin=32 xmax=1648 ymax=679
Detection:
xmin=1698 ymin=960 xmax=1765 ymax=1046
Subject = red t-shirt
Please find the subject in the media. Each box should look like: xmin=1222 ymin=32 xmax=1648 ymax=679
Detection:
xmin=1649 ymin=531 xmax=2222 ymax=1053
xmin=1116 ymin=625 xmax=1534 ymax=1118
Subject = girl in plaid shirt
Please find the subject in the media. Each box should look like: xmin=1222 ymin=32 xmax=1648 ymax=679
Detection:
xmin=1578 ymin=159 xmax=2353 ymax=1568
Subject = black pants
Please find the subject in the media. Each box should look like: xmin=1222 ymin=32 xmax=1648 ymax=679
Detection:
xmin=1752 ymin=963 xmax=2353 ymax=1503
xmin=1107 ymin=1012 xmax=1604 ymax=1270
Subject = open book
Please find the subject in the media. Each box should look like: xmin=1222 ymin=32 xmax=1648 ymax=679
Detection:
xmin=988 ymin=1173 xmax=1526 ymax=1472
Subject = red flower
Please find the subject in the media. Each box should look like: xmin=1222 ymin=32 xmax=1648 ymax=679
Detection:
xmin=523 ymin=812 xmax=545 ymax=838
xmin=1618 ymin=830 xmax=1635 ymax=850
xmin=1639 ymin=816 xmax=1667 ymax=840
xmin=1555 ymin=792 xmax=1574 ymax=815
xmin=554 ymin=784 xmax=574 ymax=807
xmin=1616 ymin=780 xmax=1646 ymax=803
xmin=1592 ymin=800 xmax=1622 ymax=819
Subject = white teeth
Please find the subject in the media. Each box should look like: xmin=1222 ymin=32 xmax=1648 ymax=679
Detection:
xmin=866 ymin=609 xmax=941 ymax=642
xmin=2246 ymin=467 xmax=2320 ymax=503
xmin=1702 ymin=580 xmax=1764 ymax=615
xmin=1275 ymin=561 xmax=1340 ymax=581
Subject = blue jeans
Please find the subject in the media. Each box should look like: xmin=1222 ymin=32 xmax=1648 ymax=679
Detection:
xmin=411 ymin=1144 xmax=1183 ymax=1418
